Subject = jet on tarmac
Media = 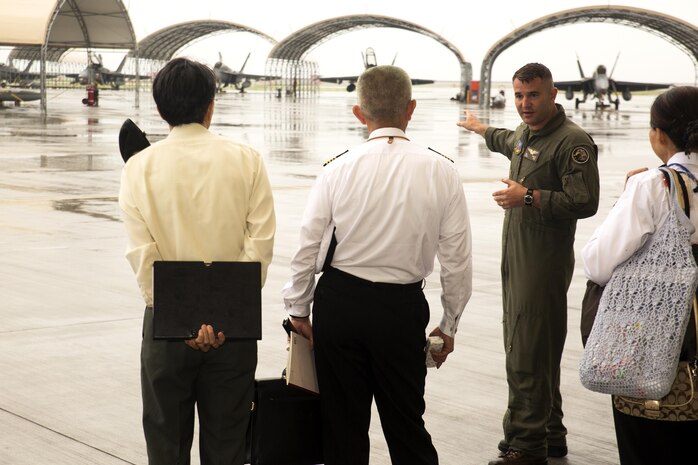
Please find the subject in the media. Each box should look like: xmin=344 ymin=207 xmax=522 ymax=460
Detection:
xmin=70 ymin=52 xmax=145 ymax=90
xmin=213 ymin=52 xmax=280 ymax=93
xmin=555 ymin=54 xmax=672 ymax=110
xmin=318 ymin=47 xmax=434 ymax=92
xmin=0 ymin=59 xmax=41 ymax=88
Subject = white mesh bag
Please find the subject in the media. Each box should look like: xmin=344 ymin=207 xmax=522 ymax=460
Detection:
xmin=579 ymin=168 xmax=698 ymax=399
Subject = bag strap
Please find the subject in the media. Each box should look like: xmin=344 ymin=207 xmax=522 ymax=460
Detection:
xmin=660 ymin=167 xmax=690 ymax=217
xmin=661 ymin=167 xmax=698 ymax=361
xmin=668 ymin=162 xmax=698 ymax=193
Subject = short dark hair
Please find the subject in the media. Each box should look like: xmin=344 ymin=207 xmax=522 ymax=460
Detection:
xmin=512 ymin=63 xmax=553 ymax=85
xmin=650 ymin=86 xmax=698 ymax=154
xmin=152 ymin=58 xmax=216 ymax=126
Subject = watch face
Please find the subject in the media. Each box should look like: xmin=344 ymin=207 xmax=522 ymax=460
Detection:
xmin=524 ymin=194 xmax=533 ymax=205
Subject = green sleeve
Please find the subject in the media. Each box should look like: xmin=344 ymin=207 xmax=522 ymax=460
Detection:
xmin=484 ymin=127 xmax=517 ymax=160
xmin=540 ymin=142 xmax=600 ymax=220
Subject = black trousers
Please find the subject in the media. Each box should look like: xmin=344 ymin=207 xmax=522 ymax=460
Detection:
xmin=312 ymin=267 xmax=438 ymax=465
xmin=141 ymin=307 xmax=257 ymax=465
xmin=612 ymin=400 xmax=698 ymax=465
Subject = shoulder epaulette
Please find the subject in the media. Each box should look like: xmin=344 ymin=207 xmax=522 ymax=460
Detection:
xmin=323 ymin=150 xmax=348 ymax=167
xmin=428 ymin=147 xmax=454 ymax=163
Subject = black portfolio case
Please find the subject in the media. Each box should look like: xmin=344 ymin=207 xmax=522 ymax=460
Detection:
xmin=152 ymin=261 xmax=261 ymax=340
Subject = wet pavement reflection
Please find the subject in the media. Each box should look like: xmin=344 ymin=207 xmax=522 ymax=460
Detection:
xmin=0 ymin=84 xmax=660 ymax=464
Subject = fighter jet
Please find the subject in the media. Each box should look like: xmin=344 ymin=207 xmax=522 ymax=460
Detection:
xmin=213 ymin=52 xmax=280 ymax=93
xmin=72 ymin=52 xmax=143 ymax=90
xmin=318 ymin=47 xmax=434 ymax=92
xmin=0 ymin=59 xmax=40 ymax=87
xmin=555 ymin=54 xmax=672 ymax=110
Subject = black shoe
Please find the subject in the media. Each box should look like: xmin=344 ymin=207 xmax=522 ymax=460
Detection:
xmin=498 ymin=440 xmax=567 ymax=458
xmin=488 ymin=449 xmax=548 ymax=465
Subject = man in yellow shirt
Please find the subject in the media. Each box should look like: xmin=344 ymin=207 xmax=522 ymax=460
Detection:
xmin=119 ymin=57 xmax=275 ymax=465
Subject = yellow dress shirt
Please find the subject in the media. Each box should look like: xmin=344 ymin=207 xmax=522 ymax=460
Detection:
xmin=119 ymin=123 xmax=275 ymax=305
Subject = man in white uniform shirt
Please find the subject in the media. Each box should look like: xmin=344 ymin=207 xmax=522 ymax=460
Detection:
xmin=282 ymin=65 xmax=472 ymax=465
xmin=119 ymin=58 xmax=275 ymax=465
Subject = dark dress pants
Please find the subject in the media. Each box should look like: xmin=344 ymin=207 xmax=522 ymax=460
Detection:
xmin=141 ymin=306 xmax=257 ymax=465
xmin=312 ymin=267 xmax=438 ymax=465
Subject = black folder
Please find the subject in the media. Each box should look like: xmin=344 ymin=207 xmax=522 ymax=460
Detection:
xmin=152 ymin=261 xmax=262 ymax=340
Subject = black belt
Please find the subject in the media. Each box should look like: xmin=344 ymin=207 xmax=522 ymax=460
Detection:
xmin=325 ymin=266 xmax=423 ymax=291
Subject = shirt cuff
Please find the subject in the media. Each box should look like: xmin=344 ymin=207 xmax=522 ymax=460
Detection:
xmin=286 ymin=304 xmax=311 ymax=319
xmin=439 ymin=313 xmax=460 ymax=338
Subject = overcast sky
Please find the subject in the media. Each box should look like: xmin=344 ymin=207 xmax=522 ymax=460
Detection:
xmin=4 ymin=1 xmax=697 ymax=85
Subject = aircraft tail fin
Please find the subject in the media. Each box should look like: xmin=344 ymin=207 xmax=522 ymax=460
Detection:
xmin=21 ymin=60 xmax=34 ymax=74
xmin=576 ymin=53 xmax=585 ymax=78
xmin=609 ymin=52 xmax=620 ymax=78
xmin=116 ymin=55 xmax=128 ymax=73
xmin=239 ymin=52 xmax=251 ymax=73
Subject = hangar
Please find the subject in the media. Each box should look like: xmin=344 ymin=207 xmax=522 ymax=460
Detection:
xmin=131 ymin=19 xmax=277 ymax=78
xmin=266 ymin=14 xmax=471 ymax=97
xmin=0 ymin=0 xmax=138 ymax=112
xmin=479 ymin=5 xmax=698 ymax=107
xmin=2 ymin=4 xmax=696 ymax=111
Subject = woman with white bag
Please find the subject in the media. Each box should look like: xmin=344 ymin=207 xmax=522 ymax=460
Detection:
xmin=582 ymin=86 xmax=698 ymax=465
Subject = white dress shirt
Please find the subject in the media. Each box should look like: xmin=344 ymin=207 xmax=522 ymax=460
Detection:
xmin=119 ymin=123 xmax=276 ymax=306
xmin=583 ymin=152 xmax=698 ymax=285
xmin=282 ymin=127 xmax=473 ymax=336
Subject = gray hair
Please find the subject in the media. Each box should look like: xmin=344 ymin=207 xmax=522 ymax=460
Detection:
xmin=356 ymin=65 xmax=412 ymax=123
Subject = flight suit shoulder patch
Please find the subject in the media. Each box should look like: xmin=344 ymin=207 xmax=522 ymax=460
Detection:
xmin=571 ymin=146 xmax=591 ymax=164
xmin=323 ymin=150 xmax=348 ymax=166
xmin=428 ymin=147 xmax=454 ymax=163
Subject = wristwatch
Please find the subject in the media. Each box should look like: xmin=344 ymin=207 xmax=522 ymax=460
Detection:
xmin=524 ymin=188 xmax=534 ymax=206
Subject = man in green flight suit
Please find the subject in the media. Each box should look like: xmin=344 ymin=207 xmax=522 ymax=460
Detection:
xmin=457 ymin=62 xmax=599 ymax=465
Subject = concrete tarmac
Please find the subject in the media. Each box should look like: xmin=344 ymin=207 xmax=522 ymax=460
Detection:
xmin=0 ymin=84 xmax=663 ymax=464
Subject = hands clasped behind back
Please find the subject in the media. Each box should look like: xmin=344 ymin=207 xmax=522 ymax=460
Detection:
xmin=185 ymin=324 xmax=226 ymax=352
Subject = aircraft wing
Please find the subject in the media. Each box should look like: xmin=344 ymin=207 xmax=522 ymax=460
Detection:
xmin=610 ymin=80 xmax=671 ymax=92
xmin=318 ymin=76 xmax=358 ymax=84
xmin=240 ymin=73 xmax=280 ymax=81
xmin=218 ymin=70 xmax=279 ymax=82
xmin=118 ymin=73 xmax=152 ymax=81
xmin=318 ymin=76 xmax=433 ymax=86
xmin=0 ymin=89 xmax=41 ymax=102
xmin=553 ymin=80 xmax=587 ymax=92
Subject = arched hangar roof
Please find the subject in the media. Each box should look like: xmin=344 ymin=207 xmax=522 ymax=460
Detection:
xmin=9 ymin=45 xmax=69 ymax=63
xmin=0 ymin=0 xmax=137 ymax=112
xmin=0 ymin=0 xmax=136 ymax=49
xmin=479 ymin=5 xmax=698 ymax=106
xmin=131 ymin=20 xmax=277 ymax=62
xmin=268 ymin=14 xmax=470 ymax=83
